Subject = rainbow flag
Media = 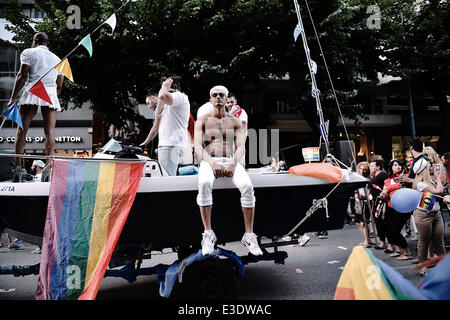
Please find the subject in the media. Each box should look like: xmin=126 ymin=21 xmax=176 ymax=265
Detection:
xmin=334 ymin=246 xmax=417 ymax=300
xmin=418 ymin=191 xmax=437 ymax=211
xmin=35 ymin=159 xmax=144 ymax=300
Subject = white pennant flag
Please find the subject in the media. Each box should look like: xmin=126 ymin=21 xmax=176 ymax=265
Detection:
xmin=311 ymin=60 xmax=317 ymax=74
xmin=104 ymin=13 xmax=117 ymax=33
xmin=293 ymin=24 xmax=303 ymax=42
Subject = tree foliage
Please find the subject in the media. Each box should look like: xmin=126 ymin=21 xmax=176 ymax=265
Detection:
xmin=2 ymin=0 xmax=449 ymax=150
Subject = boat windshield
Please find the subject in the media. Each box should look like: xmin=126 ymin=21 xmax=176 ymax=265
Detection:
xmin=99 ymin=139 xmax=123 ymax=153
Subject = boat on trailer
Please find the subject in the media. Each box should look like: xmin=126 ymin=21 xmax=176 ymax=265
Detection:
xmin=0 ymin=141 xmax=367 ymax=299
xmin=0 ymin=140 xmax=367 ymax=251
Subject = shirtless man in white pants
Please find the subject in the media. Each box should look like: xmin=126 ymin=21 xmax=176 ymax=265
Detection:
xmin=194 ymin=85 xmax=262 ymax=256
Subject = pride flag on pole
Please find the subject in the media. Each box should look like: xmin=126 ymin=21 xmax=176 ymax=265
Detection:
xmin=35 ymin=159 xmax=145 ymax=300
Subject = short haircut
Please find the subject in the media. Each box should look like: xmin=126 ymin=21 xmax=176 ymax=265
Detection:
xmin=227 ymin=92 xmax=236 ymax=99
xmin=34 ymin=32 xmax=48 ymax=45
xmin=146 ymin=92 xmax=158 ymax=99
xmin=370 ymin=159 xmax=385 ymax=170
xmin=409 ymin=137 xmax=423 ymax=152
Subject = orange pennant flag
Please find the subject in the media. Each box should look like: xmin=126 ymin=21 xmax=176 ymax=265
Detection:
xmin=54 ymin=58 xmax=74 ymax=82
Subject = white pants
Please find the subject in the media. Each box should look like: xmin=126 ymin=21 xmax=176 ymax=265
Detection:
xmin=196 ymin=157 xmax=255 ymax=208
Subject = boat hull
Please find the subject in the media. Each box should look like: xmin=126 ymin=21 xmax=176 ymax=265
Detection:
xmin=0 ymin=172 xmax=366 ymax=248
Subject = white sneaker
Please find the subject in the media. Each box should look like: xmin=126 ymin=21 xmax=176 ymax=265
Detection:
xmin=31 ymin=247 xmax=41 ymax=254
xmin=299 ymin=234 xmax=311 ymax=246
xmin=241 ymin=233 xmax=263 ymax=256
xmin=201 ymin=230 xmax=216 ymax=256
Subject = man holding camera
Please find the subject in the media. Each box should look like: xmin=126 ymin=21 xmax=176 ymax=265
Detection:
xmin=140 ymin=77 xmax=190 ymax=176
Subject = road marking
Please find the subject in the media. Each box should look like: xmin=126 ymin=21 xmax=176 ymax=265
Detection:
xmin=337 ymin=246 xmax=348 ymax=250
xmin=327 ymin=260 xmax=340 ymax=264
xmin=0 ymin=288 xmax=16 ymax=293
xmin=338 ymin=266 xmax=345 ymax=270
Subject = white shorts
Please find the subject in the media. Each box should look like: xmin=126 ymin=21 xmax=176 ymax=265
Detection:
xmin=196 ymin=157 xmax=255 ymax=208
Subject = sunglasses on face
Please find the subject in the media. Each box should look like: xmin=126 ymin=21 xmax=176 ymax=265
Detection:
xmin=211 ymin=92 xmax=225 ymax=98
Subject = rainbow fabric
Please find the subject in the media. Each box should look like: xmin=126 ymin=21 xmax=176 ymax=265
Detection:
xmin=418 ymin=191 xmax=437 ymax=211
xmin=35 ymin=159 xmax=144 ymax=300
xmin=334 ymin=247 xmax=415 ymax=300
xmin=335 ymin=247 xmax=450 ymax=300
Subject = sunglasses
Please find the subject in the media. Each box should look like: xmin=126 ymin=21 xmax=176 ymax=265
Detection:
xmin=211 ymin=92 xmax=225 ymax=98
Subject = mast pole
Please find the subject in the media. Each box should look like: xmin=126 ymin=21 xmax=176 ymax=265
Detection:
xmin=293 ymin=0 xmax=330 ymax=155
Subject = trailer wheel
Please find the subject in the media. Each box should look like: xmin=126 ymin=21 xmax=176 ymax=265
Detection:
xmin=180 ymin=259 xmax=240 ymax=300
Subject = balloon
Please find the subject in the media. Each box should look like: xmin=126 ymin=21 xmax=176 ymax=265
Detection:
xmin=390 ymin=188 xmax=422 ymax=213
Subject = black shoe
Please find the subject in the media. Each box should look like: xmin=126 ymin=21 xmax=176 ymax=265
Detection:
xmin=384 ymin=249 xmax=394 ymax=254
xmin=318 ymin=231 xmax=328 ymax=239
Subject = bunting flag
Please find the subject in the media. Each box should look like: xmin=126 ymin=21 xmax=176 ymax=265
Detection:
xmin=79 ymin=34 xmax=93 ymax=57
xmin=319 ymin=120 xmax=329 ymax=141
xmin=29 ymin=80 xmax=53 ymax=105
xmin=312 ymin=84 xmax=320 ymax=99
xmin=335 ymin=247 xmax=450 ymax=300
xmin=104 ymin=13 xmax=117 ymax=33
xmin=2 ymin=103 xmax=23 ymax=130
xmin=54 ymin=58 xmax=74 ymax=83
xmin=311 ymin=60 xmax=317 ymax=74
xmin=35 ymin=159 xmax=145 ymax=300
xmin=293 ymin=23 xmax=303 ymax=42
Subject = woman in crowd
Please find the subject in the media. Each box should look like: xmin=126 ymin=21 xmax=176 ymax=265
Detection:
xmin=423 ymin=146 xmax=445 ymax=183
xmin=368 ymin=159 xmax=389 ymax=250
xmin=355 ymin=162 xmax=372 ymax=247
xmin=380 ymin=160 xmax=412 ymax=260
xmin=412 ymin=158 xmax=446 ymax=276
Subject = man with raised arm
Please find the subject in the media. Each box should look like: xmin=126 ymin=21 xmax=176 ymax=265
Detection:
xmin=194 ymin=85 xmax=262 ymax=256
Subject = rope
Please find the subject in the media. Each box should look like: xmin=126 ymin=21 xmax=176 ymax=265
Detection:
xmin=303 ymin=0 xmax=357 ymax=168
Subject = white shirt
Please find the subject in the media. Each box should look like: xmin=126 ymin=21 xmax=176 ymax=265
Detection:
xmin=20 ymin=45 xmax=61 ymax=93
xmin=158 ymin=91 xmax=190 ymax=148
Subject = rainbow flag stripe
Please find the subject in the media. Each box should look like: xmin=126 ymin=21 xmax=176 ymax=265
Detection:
xmin=36 ymin=159 xmax=144 ymax=300
xmin=418 ymin=191 xmax=436 ymax=211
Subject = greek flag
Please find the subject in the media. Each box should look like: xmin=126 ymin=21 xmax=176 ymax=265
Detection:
xmin=319 ymin=120 xmax=329 ymax=141
xmin=311 ymin=60 xmax=317 ymax=74
xmin=293 ymin=24 xmax=303 ymax=42
xmin=312 ymin=84 xmax=320 ymax=99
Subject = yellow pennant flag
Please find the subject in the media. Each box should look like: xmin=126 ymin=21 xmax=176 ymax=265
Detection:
xmin=54 ymin=58 xmax=74 ymax=83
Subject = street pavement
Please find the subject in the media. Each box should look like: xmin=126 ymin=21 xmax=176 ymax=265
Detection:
xmin=1 ymin=212 xmax=449 ymax=300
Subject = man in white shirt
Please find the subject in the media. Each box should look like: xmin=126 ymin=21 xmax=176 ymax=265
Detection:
xmin=7 ymin=32 xmax=64 ymax=181
xmin=140 ymin=77 xmax=190 ymax=176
